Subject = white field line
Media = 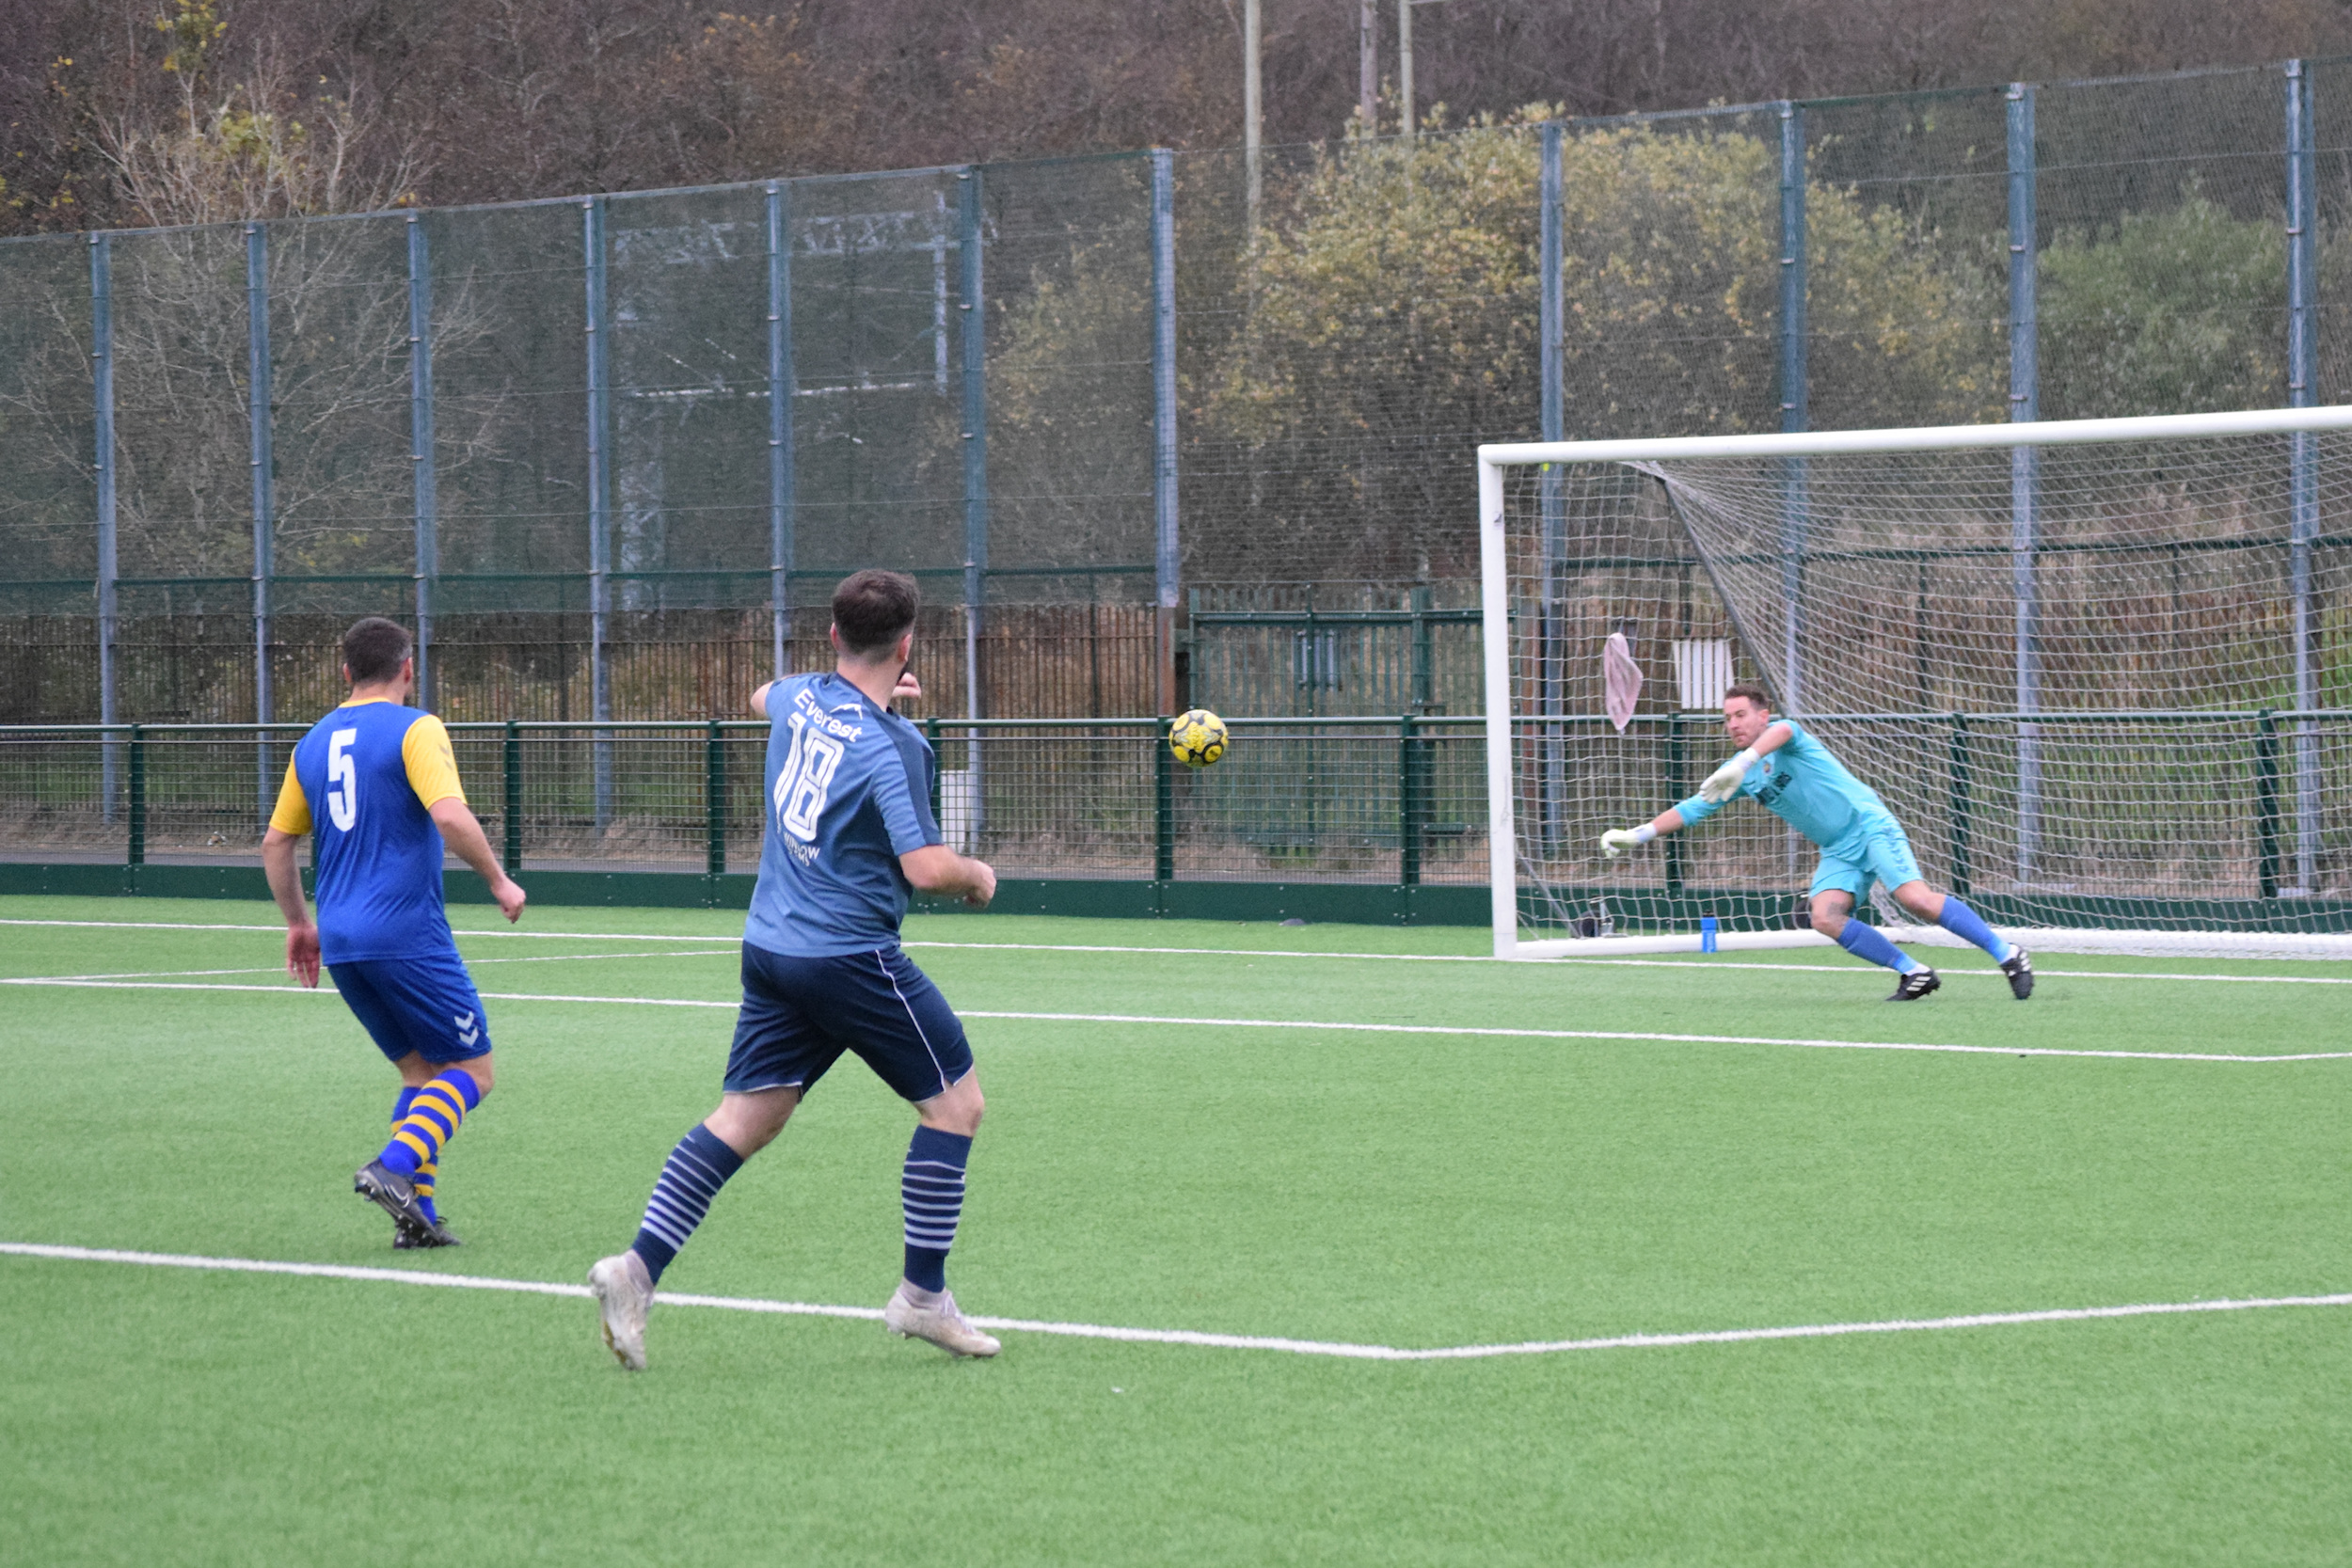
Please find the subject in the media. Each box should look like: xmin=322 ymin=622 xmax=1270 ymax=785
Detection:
xmin=3 ymin=1242 xmax=2345 ymax=1362
xmin=2 ymin=976 xmax=2342 ymax=1062
xmin=4 ymin=918 xmax=2344 ymax=986
xmin=28 ymin=950 xmax=737 ymax=984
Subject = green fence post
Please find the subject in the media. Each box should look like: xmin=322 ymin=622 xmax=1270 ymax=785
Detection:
xmin=1398 ymin=713 xmax=1422 ymax=886
xmin=126 ymin=723 xmax=146 ymax=867
xmin=1409 ymin=584 xmax=1434 ymax=712
xmin=926 ymin=717 xmax=943 ymax=824
xmin=706 ymin=719 xmax=726 ymax=877
xmin=1663 ymin=714 xmax=1686 ymax=895
xmin=1947 ymin=714 xmax=1972 ymax=898
xmin=1154 ymin=720 xmax=1176 ymax=884
xmin=501 ymin=719 xmax=523 ymax=876
xmin=2254 ymin=709 xmax=2281 ymax=899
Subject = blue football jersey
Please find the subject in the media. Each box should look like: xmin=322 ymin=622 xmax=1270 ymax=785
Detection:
xmin=743 ymin=673 xmax=944 ymax=958
xmin=277 ymin=699 xmax=466 ymax=964
xmin=1674 ymin=719 xmax=1896 ymax=850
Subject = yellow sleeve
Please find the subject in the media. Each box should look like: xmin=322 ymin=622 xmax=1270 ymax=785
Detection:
xmin=402 ymin=714 xmax=468 ymax=810
xmin=267 ymin=756 xmax=311 ymax=835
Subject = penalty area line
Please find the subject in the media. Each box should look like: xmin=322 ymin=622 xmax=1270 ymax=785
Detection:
xmin=2 ymin=1242 xmax=2345 ymax=1362
xmin=2 ymin=977 xmax=2344 ymax=1062
xmin=3 ymin=919 xmax=2344 ymax=986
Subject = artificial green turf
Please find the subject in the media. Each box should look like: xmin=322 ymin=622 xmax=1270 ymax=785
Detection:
xmin=3 ymin=895 xmax=2348 ymax=1564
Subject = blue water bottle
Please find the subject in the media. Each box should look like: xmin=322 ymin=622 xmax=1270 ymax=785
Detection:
xmin=1700 ymin=914 xmax=1719 ymax=953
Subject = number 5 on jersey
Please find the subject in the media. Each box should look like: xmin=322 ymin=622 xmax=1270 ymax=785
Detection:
xmin=773 ymin=712 xmax=845 ymax=841
xmin=326 ymin=726 xmax=359 ymax=832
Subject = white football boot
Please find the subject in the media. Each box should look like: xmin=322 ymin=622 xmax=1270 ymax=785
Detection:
xmin=588 ymin=1251 xmax=654 ymax=1370
xmin=883 ymin=1282 xmax=1001 ymax=1358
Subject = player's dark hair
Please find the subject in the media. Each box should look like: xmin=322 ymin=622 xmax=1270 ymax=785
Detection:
xmin=832 ymin=569 xmax=920 ymax=658
xmin=342 ymin=617 xmax=413 ymax=685
xmin=1724 ymin=681 xmax=1772 ymax=711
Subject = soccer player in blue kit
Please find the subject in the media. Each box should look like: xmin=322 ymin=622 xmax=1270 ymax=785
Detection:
xmin=589 ymin=570 xmax=1002 ymax=1365
xmin=1600 ymin=683 xmax=2035 ymax=1001
xmin=262 ymin=617 xmax=528 ymax=1247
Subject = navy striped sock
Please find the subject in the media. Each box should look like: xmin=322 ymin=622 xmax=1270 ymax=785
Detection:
xmin=630 ymin=1124 xmax=745 ymax=1284
xmin=901 ymin=1125 xmax=973 ymax=1293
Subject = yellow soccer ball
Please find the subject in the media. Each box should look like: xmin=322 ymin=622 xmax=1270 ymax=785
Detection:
xmin=1168 ymin=708 xmax=1230 ymax=768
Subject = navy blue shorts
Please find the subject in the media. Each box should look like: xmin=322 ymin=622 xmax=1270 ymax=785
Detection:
xmin=330 ymin=950 xmax=492 ymax=1066
xmin=724 ymin=942 xmax=973 ymax=1104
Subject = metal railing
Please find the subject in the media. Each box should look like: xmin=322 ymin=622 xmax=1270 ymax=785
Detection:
xmin=0 ymin=715 xmax=1491 ymax=886
xmin=2 ymin=709 xmax=2341 ymax=899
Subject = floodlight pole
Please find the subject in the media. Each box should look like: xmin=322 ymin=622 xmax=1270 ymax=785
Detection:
xmin=1776 ymin=103 xmax=1807 ymax=721
xmin=1151 ymin=149 xmax=1180 ymax=717
xmin=91 ymin=232 xmax=119 ymax=822
xmin=1244 ymin=0 xmax=1262 ymax=233
xmin=1538 ymin=122 xmax=1566 ymax=847
xmin=767 ymin=180 xmax=797 ymax=682
xmin=407 ymin=213 xmax=438 ymax=711
xmin=247 ymin=221 xmax=277 ymax=826
xmin=1398 ymin=0 xmax=1414 ymax=140
xmin=960 ymin=166 xmax=988 ymax=838
xmin=584 ymin=196 xmax=614 ymax=828
xmin=2286 ymin=60 xmax=2320 ymax=895
xmin=1359 ymin=0 xmax=1378 ymax=134
xmin=2009 ymin=82 xmax=2042 ymax=882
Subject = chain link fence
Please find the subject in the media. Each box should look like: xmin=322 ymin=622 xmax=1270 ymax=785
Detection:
xmin=5 ymin=58 xmax=2352 ymax=902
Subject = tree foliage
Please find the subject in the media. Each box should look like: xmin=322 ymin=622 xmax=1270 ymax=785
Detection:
xmin=1192 ymin=109 xmax=1992 ymax=579
xmin=2038 ymin=191 xmax=2287 ymax=420
xmin=8 ymin=0 xmax=2352 ymax=236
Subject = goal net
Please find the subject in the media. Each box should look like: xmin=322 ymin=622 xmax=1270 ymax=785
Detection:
xmin=1477 ymin=409 xmax=2352 ymax=960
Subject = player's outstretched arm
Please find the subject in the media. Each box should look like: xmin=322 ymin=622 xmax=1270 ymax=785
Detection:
xmin=900 ymin=845 xmax=997 ymax=910
xmin=1600 ymin=807 xmax=1687 ymax=859
xmin=1698 ymin=721 xmax=1793 ymax=802
xmin=429 ymin=798 xmax=528 ymax=924
xmin=261 ymin=826 xmax=321 ymax=987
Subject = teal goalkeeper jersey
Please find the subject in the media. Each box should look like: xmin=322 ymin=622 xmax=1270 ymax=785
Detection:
xmin=1674 ymin=720 xmax=1895 ymax=849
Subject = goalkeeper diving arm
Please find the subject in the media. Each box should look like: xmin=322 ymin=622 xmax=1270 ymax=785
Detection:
xmin=1599 ymin=807 xmax=1689 ymax=859
xmin=1697 ymin=721 xmax=1793 ymax=802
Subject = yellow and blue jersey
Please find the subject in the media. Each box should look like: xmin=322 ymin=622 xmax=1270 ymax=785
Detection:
xmin=270 ymin=698 xmax=468 ymax=964
xmin=1675 ymin=719 xmax=1896 ymax=852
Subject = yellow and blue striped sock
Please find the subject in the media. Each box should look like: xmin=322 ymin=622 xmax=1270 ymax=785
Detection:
xmin=390 ymin=1088 xmax=440 ymax=1223
xmin=379 ymin=1069 xmax=480 ymax=1181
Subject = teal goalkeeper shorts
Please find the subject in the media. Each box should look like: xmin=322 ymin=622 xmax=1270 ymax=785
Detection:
xmin=1809 ymin=816 xmax=1924 ymax=901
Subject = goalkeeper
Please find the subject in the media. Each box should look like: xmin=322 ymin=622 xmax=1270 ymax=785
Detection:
xmin=1600 ymin=683 xmax=2033 ymax=1001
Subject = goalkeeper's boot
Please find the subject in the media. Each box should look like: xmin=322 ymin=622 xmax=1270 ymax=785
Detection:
xmin=354 ymin=1160 xmax=434 ymax=1245
xmin=393 ymin=1214 xmax=462 ymax=1249
xmin=1999 ymin=947 xmax=2035 ymax=1001
xmin=883 ymin=1282 xmax=1001 ymax=1358
xmin=588 ymin=1251 xmax=654 ymax=1371
xmin=1886 ymin=968 xmax=1942 ymax=1002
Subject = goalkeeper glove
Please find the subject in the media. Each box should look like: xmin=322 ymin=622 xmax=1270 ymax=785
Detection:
xmin=1699 ymin=747 xmax=1760 ymax=803
xmin=1599 ymin=824 xmax=1658 ymax=859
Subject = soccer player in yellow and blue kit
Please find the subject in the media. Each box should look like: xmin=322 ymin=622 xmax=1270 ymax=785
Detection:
xmin=1601 ymin=683 xmax=2034 ymax=1001
xmin=261 ymin=617 xmax=527 ymax=1246
xmin=588 ymin=570 xmax=1003 ymax=1367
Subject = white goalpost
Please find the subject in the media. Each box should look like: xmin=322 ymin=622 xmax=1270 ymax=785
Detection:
xmin=1479 ymin=406 xmax=2352 ymax=961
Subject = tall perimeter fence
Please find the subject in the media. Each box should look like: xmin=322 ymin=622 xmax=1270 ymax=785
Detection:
xmin=1 ymin=59 xmax=2348 ymax=914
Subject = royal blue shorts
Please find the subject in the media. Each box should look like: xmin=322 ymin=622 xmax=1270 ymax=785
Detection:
xmin=723 ymin=942 xmax=973 ymax=1105
xmin=330 ymin=949 xmax=492 ymax=1066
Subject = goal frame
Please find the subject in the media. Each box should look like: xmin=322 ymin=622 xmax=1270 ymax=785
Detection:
xmin=1477 ymin=404 xmax=2352 ymax=961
